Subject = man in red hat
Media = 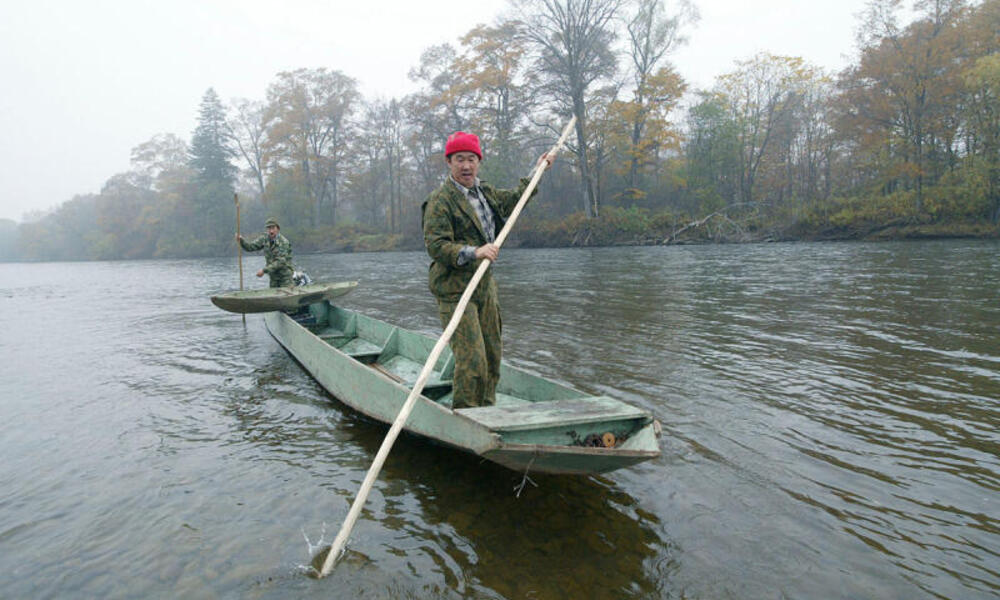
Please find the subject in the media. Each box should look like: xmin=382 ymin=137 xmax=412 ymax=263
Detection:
xmin=422 ymin=131 xmax=554 ymax=409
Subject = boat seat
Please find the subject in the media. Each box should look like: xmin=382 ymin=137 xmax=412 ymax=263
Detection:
xmin=318 ymin=332 xmax=382 ymax=363
xmin=435 ymin=390 xmax=529 ymax=410
xmin=318 ymin=328 xmax=351 ymax=344
xmin=375 ymin=355 xmax=453 ymax=388
xmin=336 ymin=337 xmax=384 ymax=363
xmin=456 ymin=396 xmax=648 ymax=431
xmin=367 ymin=362 xmax=453 ymax=400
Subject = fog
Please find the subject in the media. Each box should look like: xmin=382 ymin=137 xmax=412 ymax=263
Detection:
xmin=0 ymin=0 xmax=871 ymax=223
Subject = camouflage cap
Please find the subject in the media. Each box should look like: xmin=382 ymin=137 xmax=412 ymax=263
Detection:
xmin=265 ymin=217 xmax=280 ymax=228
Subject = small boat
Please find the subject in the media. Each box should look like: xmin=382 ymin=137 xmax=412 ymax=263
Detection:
xmin=264 ymin=301 xmax=661 ymax=475
xmin=211 ymin=281 xmax=358 ymax=314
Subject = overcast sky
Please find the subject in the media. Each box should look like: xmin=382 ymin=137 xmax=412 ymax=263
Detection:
xmin=0 ymin=0 xmax=875 ymax=223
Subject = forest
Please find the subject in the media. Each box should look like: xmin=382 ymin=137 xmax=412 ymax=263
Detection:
xmin=2 ymin=0 xmax=998 ymax=262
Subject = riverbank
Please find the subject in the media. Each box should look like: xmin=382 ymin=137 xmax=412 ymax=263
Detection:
xmin=291 ymin=207 xmax=1000 ymax=256
xmin=4 ymin=203 xmax=997 ymax=263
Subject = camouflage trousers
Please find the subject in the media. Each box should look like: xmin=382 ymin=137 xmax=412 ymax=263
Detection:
xmin=437 ymin=280 xmax=501 ymax=409
xmin=269 ymin=269 xmax=294 ymax=288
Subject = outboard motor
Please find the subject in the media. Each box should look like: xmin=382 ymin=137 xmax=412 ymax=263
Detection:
xmin=292 ymin=271 xmax=312 ymax=286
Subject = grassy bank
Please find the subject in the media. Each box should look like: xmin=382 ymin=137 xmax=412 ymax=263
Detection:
xmin=288 ymin=201 xmax=999 ymax=257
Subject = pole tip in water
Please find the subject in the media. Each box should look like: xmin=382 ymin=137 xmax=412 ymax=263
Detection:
xmin=308 ymin=546 xmax=333 ymax=578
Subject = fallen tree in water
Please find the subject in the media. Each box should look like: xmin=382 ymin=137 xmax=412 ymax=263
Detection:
xmin=662 ymin=210 xmax=750 ymax=244
xmin=662 ymin=202 xmax=764 ymax=244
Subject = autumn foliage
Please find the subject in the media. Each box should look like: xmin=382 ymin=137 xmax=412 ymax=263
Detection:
xmin=6 ymin=0 xmax=999 ymax=261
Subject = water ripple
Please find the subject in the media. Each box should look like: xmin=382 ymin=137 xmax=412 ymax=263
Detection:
xmin=2 ymin=242 xmax=999 ymax=598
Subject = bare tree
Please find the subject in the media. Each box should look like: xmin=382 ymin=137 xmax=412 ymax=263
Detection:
xmin=623 ymin=0 xmax=696 ymax=190
xmin=717 ymin=54 xmax=812 ymax=207
xmin=405 ymin=44 xmax=477 ymax=195
xmin=515 ymin=0 xmax=623 ymax=217
xmin=226 ymin=98 xmax=269 ymax=199
xmin=128 ymin=133 xmax=190 ymax=191
xmin=455 ymin=21 xmax=536 ymax=185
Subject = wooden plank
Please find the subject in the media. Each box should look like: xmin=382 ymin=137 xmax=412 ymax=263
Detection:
xmin=371 ymin=362 xmax=404 ymax=383
xmin=457 ymin=396 xmax=648 ymax=431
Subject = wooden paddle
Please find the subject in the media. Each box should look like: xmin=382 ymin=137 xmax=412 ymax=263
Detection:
xmin=316 ymin=116 xmax=577 ymax=577
xmin=235 ymin=193 xmax=245 ymax=325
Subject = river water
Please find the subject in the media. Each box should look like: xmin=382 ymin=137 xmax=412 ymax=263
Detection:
xmin=0 ymin=240 xmax=997 ymax=599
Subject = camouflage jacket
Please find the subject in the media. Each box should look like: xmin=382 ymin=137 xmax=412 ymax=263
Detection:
xmin=422 ymin=176 xmax=536 ymax=301
xmin=239 ymin=233 xmax=294 ymax=275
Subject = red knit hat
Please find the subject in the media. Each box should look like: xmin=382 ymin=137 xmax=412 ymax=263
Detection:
xmin=444 ymin=131 xmax=482 ymax=159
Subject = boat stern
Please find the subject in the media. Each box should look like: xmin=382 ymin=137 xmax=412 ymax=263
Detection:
xmin=456 ymin=396 xmax=662 ymax=475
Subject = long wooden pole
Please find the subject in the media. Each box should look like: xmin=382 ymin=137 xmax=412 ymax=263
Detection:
xmin=235 ymin=193 xmax=245 ymax=325
xmin=317 ymin=117 xmax=576 ymax=577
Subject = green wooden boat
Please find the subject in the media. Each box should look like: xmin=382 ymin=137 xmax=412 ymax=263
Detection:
xmin=211 ymin=281 xmax=358 ymax=314
xmin=264 ymin=301 xmax=661 ymax=475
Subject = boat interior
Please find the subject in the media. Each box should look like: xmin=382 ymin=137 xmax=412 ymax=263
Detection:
xmin=298 ymin=303 xmax=655 ymax=449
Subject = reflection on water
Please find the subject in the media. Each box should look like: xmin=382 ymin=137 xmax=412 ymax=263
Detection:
xmin=0 ymin=240 xmax=998 ymax=599
xmin=322 ymin=418 xmax=664 ymax=599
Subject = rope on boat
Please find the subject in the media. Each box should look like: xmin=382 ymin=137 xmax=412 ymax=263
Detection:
xmin=514 ymin=455 xmax=538 ymax=498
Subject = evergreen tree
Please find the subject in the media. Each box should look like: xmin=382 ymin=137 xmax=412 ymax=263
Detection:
xmin=189 ymin=88 xmax=236 ymax=251
xmin=190 ymin=88 xmax=236 ymax=187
